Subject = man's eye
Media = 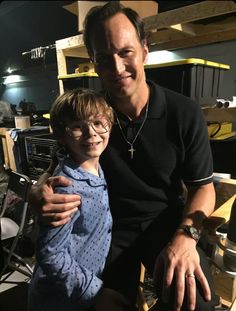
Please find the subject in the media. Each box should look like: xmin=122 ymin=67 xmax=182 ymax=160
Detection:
xmin=120 ymin=50 xmax=132 ymax=57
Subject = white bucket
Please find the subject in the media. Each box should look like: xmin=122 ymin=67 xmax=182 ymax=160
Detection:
xmin=14 ymin=116 xmax=31 ymax=129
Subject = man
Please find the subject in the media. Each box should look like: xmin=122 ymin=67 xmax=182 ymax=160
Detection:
xmin=30 ymin=2 xmax=218 ymax=310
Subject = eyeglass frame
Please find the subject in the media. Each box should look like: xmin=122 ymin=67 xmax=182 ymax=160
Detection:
xmin=65 ymin=119 xmax=111 ymax=138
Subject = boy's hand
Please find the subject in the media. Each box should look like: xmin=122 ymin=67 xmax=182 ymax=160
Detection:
xmin=29 ymin=175 xmax=81 ymax=227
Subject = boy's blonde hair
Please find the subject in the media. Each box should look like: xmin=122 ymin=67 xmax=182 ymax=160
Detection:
xmin=50 ymin=88 xmax=114 ymax=139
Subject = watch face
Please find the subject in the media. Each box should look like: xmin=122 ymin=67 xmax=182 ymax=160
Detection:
xmin=179 ymin=225 xmax=200 ymax=241
xmin=189 ymin=227 xmax=200 ymax=240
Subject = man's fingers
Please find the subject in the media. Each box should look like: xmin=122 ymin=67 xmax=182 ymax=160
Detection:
xmin=195 ymin=268 xmax=211 ymax=301
xmin=162 ymin=265 xmax=174 ymax=303
xmin=40 ymin=207 xmax=78 ymax=226
xmin=175 ymin=270 xmax=185 ymax=311
xmin=46 ymin=175 xmax=72 ymax=188
xmin=42 ymin=207 xmax=78 ymax=220
xmin=185 ymin=273 xmax=196 ymax=311
xmin=42 ymin=199 xmax=80 ymax=214
xmin=41 ymin=193 xmax=81 ymax=211
xmin=45 ymin=217 xmax=72 ymax=227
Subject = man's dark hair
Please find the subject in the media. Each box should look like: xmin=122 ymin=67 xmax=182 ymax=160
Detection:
xmin=83 ymin=1 xmax=148 ymax=60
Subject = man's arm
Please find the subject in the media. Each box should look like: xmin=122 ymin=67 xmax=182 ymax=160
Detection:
xmin=154 ymin=182 xmax=215 ymax=311
xmin=29 ymin=162 xmax=81 ymax=227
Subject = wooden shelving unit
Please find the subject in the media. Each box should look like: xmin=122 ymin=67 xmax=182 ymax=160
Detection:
xmin=144 ymin=0 xmax=236 ymax=51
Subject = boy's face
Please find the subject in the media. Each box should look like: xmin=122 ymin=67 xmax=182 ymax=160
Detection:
xmin=62 ymin=114 xmax=111 ymax=162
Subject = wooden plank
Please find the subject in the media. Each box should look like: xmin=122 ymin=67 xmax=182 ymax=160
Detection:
xmin=204 ymin=194 xmax=236 ymax=233
xmin=231 ymin=296 xmax=236 ymax=311
xmin=150 ymin=15 xmax=236 ymax=44
xmin=150 ymin=14 xmax=236 ymax=46
xmin=168 ymin=23 xmax=196 ymax=36
xmin=56 ymin=35 xmax=88 ymax=58
xmin=149 ymin=29 xmax=236 ymax=51
xmin=143 ymin=1 xmax=236 ymax=31
xmin=193 ymin=15 xmax=236 ymax=34
xmin=4 ymin=130 xmax=16 ymax=171
xmin=0 ymin=128 xmax=10 ymax=169
xmin=149 ymin=29 xmax=192 ymax=46
xmin=56 ymin=34 xmax=84 ymax=50
xmin=202 ymin=107 xmax=236 ymax=123
xmin=213 ymin=273 xmax=236 ymax=306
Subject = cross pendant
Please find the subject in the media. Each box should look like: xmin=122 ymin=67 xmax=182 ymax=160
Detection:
xmin=128 ymin=145 xmax=136 ymax=159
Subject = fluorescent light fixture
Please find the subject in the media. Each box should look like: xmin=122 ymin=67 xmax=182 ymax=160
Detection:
xmin=147 ymin=50 xmax=177 ymax=65
xmin=3 ymin=75 xmax=27 ymax=85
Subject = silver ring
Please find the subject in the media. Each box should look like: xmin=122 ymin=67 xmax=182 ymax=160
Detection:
xmin=186 ymin=273 xmax=195 ymax=278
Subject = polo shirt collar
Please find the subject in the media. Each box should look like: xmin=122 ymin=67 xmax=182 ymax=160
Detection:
xmin=147 ymin=80 xmax=166 ymax=119
xmin=56 ymin=151 xmax=106 ymax=187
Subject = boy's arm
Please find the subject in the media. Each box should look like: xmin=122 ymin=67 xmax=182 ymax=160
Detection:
xmin=36 ymin=187 xmax=103 ymax=308
xmin=29 ymin=161 xmax=80 ymax=226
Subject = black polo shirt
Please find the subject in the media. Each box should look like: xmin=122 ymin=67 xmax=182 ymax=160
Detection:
xmin=100 ymin=81 xmax=213 ymax=225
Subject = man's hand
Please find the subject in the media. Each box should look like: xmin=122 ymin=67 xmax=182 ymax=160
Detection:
xmin=153 ymin=233 xmax=211 ymax=311
xmin=29 ymin=175 xmax=81 ymax=227
xmin=94 ymin=288 xmax=131 ymax=311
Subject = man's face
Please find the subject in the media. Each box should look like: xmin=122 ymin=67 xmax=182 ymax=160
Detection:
xmin=91 ymin=13 xmax=148 ymax=100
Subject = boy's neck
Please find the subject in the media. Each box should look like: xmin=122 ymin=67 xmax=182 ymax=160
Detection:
xmin=72 ymin=156 xmax=100 ymax=177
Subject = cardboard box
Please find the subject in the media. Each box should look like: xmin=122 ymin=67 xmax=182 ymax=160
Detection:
xmin=63 ymin=1 xmax=158 ymax=32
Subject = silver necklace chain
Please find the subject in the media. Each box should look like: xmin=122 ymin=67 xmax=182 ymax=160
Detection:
xmin=115 ymin=100 xmax=149 ymax=159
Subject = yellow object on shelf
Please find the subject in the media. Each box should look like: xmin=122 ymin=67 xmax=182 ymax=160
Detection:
xmin=75 ymin=62 xmax=95 ymax=74
xmin=43 ymin=113 xmax=50 ymax=119
xmin=208 ymin=122 xmax=233 ymax=139
xmin=145 ymin=58 xmax=230 ymax=70
xmin=58 ymin=72 xmax=98 ymax=80
xmin=210 ymin=131 xmax=236 ymax=140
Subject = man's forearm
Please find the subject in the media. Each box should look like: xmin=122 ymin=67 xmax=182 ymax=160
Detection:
xmin=181 ymin=182 xmax=215 ymax=230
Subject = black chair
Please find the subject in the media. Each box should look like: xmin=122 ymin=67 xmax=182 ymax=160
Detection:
xmin=0 ymin=171 xmax=33 ymax=281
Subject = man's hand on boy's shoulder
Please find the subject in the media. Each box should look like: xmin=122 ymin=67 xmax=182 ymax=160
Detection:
xmin=29 ymin=174 xmax=81 ymax=227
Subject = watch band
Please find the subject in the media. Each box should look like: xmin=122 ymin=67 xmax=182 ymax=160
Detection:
xmin=178 ymin=225 xmax=200 ymax=242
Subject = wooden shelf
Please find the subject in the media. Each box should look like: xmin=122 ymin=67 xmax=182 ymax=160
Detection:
xmin=58 ymin=72 xmax=98 ymax=80
xmin=145 ymin=1 xmax=236 ymax=51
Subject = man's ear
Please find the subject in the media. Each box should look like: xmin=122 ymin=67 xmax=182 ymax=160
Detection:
xmin=142 ymin=39 xmax=149 ymax=64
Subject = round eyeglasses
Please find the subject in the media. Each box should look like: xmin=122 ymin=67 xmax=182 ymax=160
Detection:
xmin=66 ymin=119 xmax=110 ymax=138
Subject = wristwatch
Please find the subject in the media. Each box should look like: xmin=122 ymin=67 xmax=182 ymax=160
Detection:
xmin=177 ymin=225 xmax=201 ymax=242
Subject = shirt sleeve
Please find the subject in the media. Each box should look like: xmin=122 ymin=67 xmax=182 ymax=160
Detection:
xmin=36 ymin=185 xmax=103 ymax=308
xmin=182 ymin=101 xmax=213 ymax=186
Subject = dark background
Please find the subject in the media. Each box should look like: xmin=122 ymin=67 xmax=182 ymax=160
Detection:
xmin=0 ymin=1 xmax=77 ymax=75
xmin=0 ymin=1 xmax=200 ymax=76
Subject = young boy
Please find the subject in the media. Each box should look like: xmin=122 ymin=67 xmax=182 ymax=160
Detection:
xmin=28 ymin=88 xmax=126 ymax=310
